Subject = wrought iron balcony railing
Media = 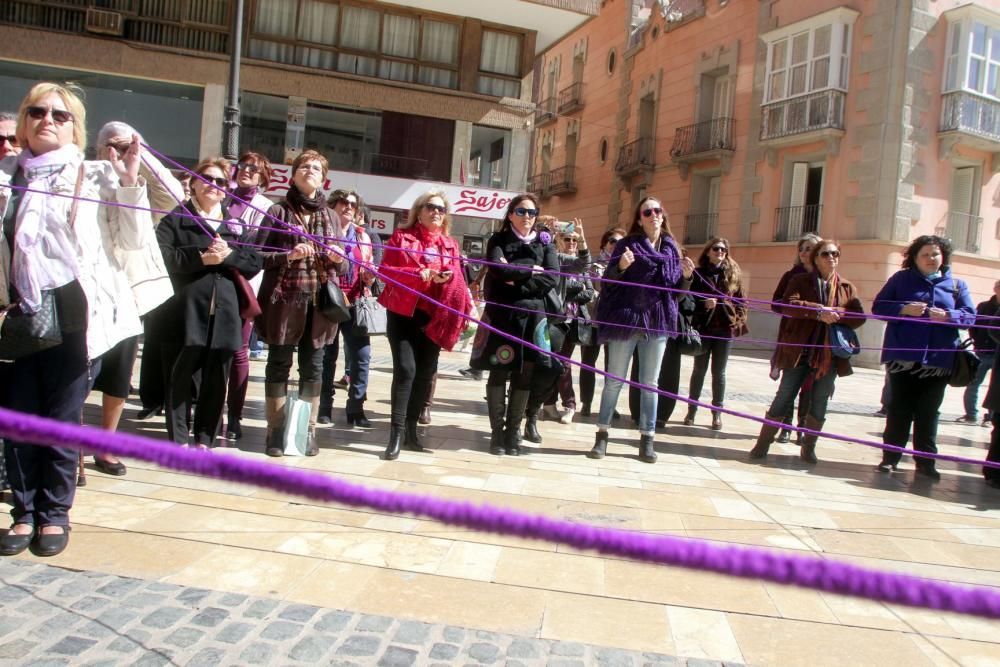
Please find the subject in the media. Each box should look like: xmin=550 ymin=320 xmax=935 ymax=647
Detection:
xmin=942 ymin=210 xmax=983 ymax=253
xmin=528 ymin=173 xmax=548 ymax=198
xmin=670 ymin=117 xmax=735 ymax=159
xmin=546 ymin=165 xmax=576 ymax=195
xmin=557 ymin=82 xmax=584 ymax=114
xmin=760 ymin=89 xmax=845 ymax=142
xmin=684 ymin=213 xmax=718 ymax=245
xmin=615 ymin=137 xmax=654 ymax=177
xmin=534 ymin=97 xmax=557 ymax=126
xmin=940 ymin=91 xmax=1000 ymax=143
xmin=774 ymin=204 xmax=822 ymax=242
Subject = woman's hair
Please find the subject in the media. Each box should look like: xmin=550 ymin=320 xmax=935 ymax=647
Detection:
xmin=556 ymin=230 xmax=580 ymax=253
xmin=808 ymin=239 xmax=842 ymax=267
xmin=794 ymin=232 xmax=823 ymax=265
xmin=403 ymin=189 xmax=451 ymax=235
xmin=697 ymin=237 xmax=741 ymax=293
xmin=291 ymin=149 xmax=329 ymax=178
xmin=192 ymin=157 xmax=231 ymax=179
xmin=237 ymin=151 xmax=273 ymax=189
xmin=536 ymin=214 xmax=558 ymax=231
xmin=96 ymin=121 xmax=137 ymax=159
xmin=17 ymin=82 xmax=87 ymax=152
xmin=902 ymin=234 xmax=952 ymax=269
xmin=600 ymin=227 xmax=627 ymax=248
xmin=627 ymin=196 xmax=673 ymax=238
xmin=328 ymin=188 xmax=360 ymax=209
xmin=499 ymin=194 xmax=539 ymax=231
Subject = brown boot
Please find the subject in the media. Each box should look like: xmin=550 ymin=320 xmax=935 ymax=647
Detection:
xmin=800 ymin=415 xmax=823 ymax=464
xmin=300 ymin=382 xmax=322 ymax=456
xmin=264 ymin=382 xmax=287 ymax=457
xmin=749 ymin=414 xmax=781 ymax=460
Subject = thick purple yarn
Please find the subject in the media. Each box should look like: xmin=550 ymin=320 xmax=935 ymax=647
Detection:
xmin=0 ymin=406 xmax=997 ymax=619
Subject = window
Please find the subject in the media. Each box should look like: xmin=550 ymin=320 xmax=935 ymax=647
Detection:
xmin=762 ymin=8 xmax=856 ymax=103
xmin=478 ymin=29 xmax=522 ymax=98
xmin=943 ymin=11 xmax=1000 ymax=100
xmin=470 ymin=125 xmax=511 ymax=188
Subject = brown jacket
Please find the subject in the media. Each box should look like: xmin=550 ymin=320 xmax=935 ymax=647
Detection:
xmin=773 ymin=271 xmax=865 ymax=377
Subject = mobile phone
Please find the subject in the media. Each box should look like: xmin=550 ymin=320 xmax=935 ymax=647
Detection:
xmin=557 ymin=221 xmax=575 ymax=235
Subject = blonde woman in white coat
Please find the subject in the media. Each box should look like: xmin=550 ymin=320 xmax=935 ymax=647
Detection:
xmin=0 ymin=82 xmax=152 ymax=558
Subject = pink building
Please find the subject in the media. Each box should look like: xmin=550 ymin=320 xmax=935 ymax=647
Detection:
xmin=530 ymin=0 xmax=1000 ymax=356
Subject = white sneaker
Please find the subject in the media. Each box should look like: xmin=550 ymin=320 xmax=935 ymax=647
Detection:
xmin=559 ymin=408 xmax=575 ymax=424
xmin=542 ymin=405 xmax=561 ymax=420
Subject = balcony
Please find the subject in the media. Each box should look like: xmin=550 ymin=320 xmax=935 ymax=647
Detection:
xmin=546 ymin=165 xmax=577 ymax=196
xmin=939 ymin=91 xmax=1000 ymax=161
xmin=940 ymin=211 xmax=982 ymax=253
xmin=557 ymin=82 xmax=584 ymax=114
xmin=535 ymin=97 xmax=557 ymax=127
xmin=369 ymin=153 xmax=430 ymax=180
xmin=670 ymin=117 xmax=735 ymax=178
xmin=615 ymin=137 xmax=655 ymax=178
xmin=684 ymin=213 xmax=718 ymax=245
xmin=760 ymin=89 xmax=845 ymax=149
xmin=774 ymin=204 xmax=822 ymax=242
xmin=528 ymin=173 xmax=548 ymax=199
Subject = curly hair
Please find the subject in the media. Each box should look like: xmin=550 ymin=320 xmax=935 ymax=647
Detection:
xmin=902 ymin=235 xmax=952 ymax=269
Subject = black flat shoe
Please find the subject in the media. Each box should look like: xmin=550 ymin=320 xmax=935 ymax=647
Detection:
xmin=225 ymin=420 xmax=242 ymax=441
xmin=136 ymin=405 xmax=162 ymax=420
xmin=916 ymin=466 xmax=941 ymax=482
xmin=31 ymin=527 xmax=70 ymax=558
xmin=93 ymin=457 xmax=127 ymax=476
xmin=346 ymin=412 xmax=372 ymax=428
xmin=0 ymin=525 xmax=35 ymax=556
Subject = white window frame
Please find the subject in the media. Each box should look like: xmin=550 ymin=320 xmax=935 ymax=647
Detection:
xmin=942 ymin=5 xmax=1000 ymax=101
xmin=761 ymin=7 xmax=858 ymax=104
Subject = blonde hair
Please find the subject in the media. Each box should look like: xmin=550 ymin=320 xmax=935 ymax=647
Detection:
xmin=17 ymin=82 xmax=87 ymax=152
xmin=403 ymin=190 xmax=451 ymax=236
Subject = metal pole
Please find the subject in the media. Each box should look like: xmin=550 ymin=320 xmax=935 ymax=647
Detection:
xmin=221 ymin=0 xmax=245 ymax=159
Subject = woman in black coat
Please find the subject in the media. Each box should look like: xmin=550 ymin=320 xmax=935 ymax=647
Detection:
xmin=470 ymin=194 xmax=559 ymax=456
xmin=156 ymin=157 xmax=262 ymax=447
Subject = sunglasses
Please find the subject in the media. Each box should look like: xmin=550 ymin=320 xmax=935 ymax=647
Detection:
xmin=339 ymin=200 xmax=358 ymax=210
xmin=819 ymin=250 xmax=840 ymax=258
xmin=424 ymin=203 xmax=447 ymax=214
xmin=26 ymin=106 xmax=74 ymax=124
xmin=564 ymin=237 xmax=579 ymax=243
xmin=513 ymin=207 xmax=539 ymax=217
xmin=710 ymin=246 xmax=728 ymax=252
xmin=0 ymin=135 xmax=17 ymax=147
xmin=607 ymin=237 xmax=623 ymax=245
xmin=641 ymin=207 xmax=663 ymax=218
xmin=199 ymin=175 xmax=229 ymax=188
xmin=236 ymin=162 xmax=261 ymax=174
xmin=106 ymin=141 xmax=131 ymax=154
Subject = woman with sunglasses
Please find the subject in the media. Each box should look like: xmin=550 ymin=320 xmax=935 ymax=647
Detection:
xmin=0 ymin=111 xmax=21 ymax=160
xmin=682 ymin=237 xmax=747 ymax=430
xmin=749 ymin=240 xmax=865 ymax=464
xmin=221 ymin=151 xmax=273 ymax=442
xmin=378 ymin=190 xmax=468 ymax=460
xmin=470 ymin=195 xmax=559 ymax=456
xmin=770 ymin=232 xmax=822 ymax=443
xmin=156 ymin=157 xmax=263 ymax=449
xmin=0 ymin=83 xmax=153 ymax=557
xmin=589 ymin=197 xmax=694 ymax=463
xmin=872 ymin=235 xmax=975 ymax=480
xmin=253 ymin=150 xmax=345 ymax=457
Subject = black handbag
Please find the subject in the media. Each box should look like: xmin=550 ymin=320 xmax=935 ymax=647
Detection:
xmin=352 ymin=293 xmax=387 ymax=336
xmin=676 ymin=312 xmax=704 ymax=356
xmin=316 ymin=280 xmax=352 ymax=324
xmin=949 ymin=338 xmax=981 ymax=388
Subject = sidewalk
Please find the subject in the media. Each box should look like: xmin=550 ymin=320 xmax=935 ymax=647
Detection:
xmin=3 ymin=340 xmax=999 ymax=666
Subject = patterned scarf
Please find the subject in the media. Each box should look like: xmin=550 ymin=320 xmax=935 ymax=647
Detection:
xmin=269 ymin=203 xmax=337 ymax=306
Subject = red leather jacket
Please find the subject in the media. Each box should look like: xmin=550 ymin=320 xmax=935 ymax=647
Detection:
xmin=378 ymin=225 xmax=463 ymax=317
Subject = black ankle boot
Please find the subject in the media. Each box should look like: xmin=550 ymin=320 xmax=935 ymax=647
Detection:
xmin=384 ymin=425 xmax=403 ymax=460
xmin=638 ymin=434 xmax=657 ymax=463
xmin=524 ymin=412 xmax=542 ymax=444
xmin=404 ymin=420 xmax=424 ymax=451
xmin=588 ymin=431 xmax=608 ymax=459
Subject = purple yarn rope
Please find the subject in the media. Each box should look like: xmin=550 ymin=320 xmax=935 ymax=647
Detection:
xmin=0 ymin=406 xmax=996 ymax=619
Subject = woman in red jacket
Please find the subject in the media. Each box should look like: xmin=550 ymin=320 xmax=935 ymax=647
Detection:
xmin=378 ymin=190 xmax=469 ymax=460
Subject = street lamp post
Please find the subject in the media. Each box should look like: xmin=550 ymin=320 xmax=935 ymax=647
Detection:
xmin=221 ymin=0 xmax=245 ymax=160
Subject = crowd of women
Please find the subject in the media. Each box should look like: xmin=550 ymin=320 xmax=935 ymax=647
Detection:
xmin=0 ymin=82 xmax=997 ymax=559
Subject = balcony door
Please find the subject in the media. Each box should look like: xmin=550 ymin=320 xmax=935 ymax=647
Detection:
xmin=948 ymin=166 xmax=980 ymax=251
xmin=782 ymin=161 xmax=823 ymax=240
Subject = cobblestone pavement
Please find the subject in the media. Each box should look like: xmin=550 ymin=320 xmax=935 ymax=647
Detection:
xmin=0 ymin=560 xmax=738 ymax=667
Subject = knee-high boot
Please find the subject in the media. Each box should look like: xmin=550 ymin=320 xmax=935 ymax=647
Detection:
xmin=504 ymin=389 xmax=531 ymax=456
xmin=800 ymin=415 xmax=823 ymax=465
xmin=749 ymin=413 xmax=781 ymax=460
xmin=264 ymin=382 xmax=287 ymax=457
xmin=300 ymin=382 xmax=322 ymax=457
xmin=486 ymin=386 xmax=507 ymax=456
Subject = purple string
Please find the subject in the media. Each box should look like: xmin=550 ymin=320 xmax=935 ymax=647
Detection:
xmin=0 ymin=406 xmax=996 ymax=619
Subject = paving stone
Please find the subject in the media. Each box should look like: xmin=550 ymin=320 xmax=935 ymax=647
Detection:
xmin=176 ymin=588 xmax=212 ymax=606
xmin=218 ymin=593 xmax=248 ymax=607
xmin=686 ymin=661 xmax=724 ymax=667
xmin=337 ymin=635 xmax=381 ymax=657
xmin=144 ymin=582 xmax=182 ymax=594
xmin=84 ymin=660 xmax=120 ymax=667
xmin=26 ymin=660 xmax=70 ymax=667
xmin=190 ymin=607 xmax=229 ymax=627
xmin=315 ymin=610 xmax=354 ymax=633
xmin=245 ymin=599 xmax=280 ymax=619
xmin=29 ymin=611 xmax=84 ymax=638
xmin=279 ymin=603 xmax=319 ymax=623
xmin=164 ymin=626 xmax=205 ymax=649
xmin=107 ymin=636 xmax=145 ymax=654
xmin=441 ymin=626 xmax=465 ymax=643
xmin=551 ymin=642 xmax=587 ymax=657
xmin=216 ymin=621 xmax=254 ymax=644
xmin=429 ymin=642 xmax=460 ymax=660
xmin=141 ymin=607 xmax=189 ymax=629
xmin=97 ymin=607 xmax=139 ymax=629
xmin=0 ymin=639 xmax=38 ymax=659
xmin=356 ymin=614 xmax=394 ymax=632
xmin=475 ymin=630 xmax=501 ymax=642
xmin=133 ymin=651 xmax=175 ymax=667
xmin=120 ymin=593 xmax=168 ymax=610
xmin=69 ymin=596 xmax=111 ymax=613
xmin=467 ymin=642 xmax=501 ymax=664
xmin=289 ymin=635 xmax=336 ymax=662
xmin=0 ymin=616 xmax=26 ymax=638
xmin=547 ymin=660 xmax=587 ymax=667
xmin=24 ymin=569 xmax=71 ymax=586
xmin=378 ymin=645 xmax=418 ymax=667
xmin=75 ymin=621 xmax=117 ymax=640
xmin=95 ymin=578 xmax=144 ymax=598
xmin=392 ymin=621 xmax=431 ymax=645
xmin=596 ymin=648 xmax=636 ymax=667
xmin=260 ymin=620 xmax=305 ymax=641
xmin=0 ymin=586 xmax=32 ymax=604
xmin=56 ymin=577 xmax=95 ymax=598
xmin=508 ymin=639 xmax=542 ymax=659
xmin=18 ymin=599 xmax=57 ymax=616
xmin=240 ymin=642 xmax=275 ymax=665
xmin=643 ymin=654 xmax=680 ymax=666
xmin=187 ymin=647 xmax=226 ymax=667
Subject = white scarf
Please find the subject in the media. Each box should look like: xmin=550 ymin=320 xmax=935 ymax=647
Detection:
xmin=511 ymin=225 xmax=537 ymax=244
xmin=13 ymin=145 xmax=83 ymax=313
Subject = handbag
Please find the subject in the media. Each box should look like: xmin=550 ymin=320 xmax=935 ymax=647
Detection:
xmin=281 ymin=392 xmax=312 ymax=456
xmin=315 ymin=280 xmax=351 ymax=324
xmin=676 ymin=312 xmax=704 ymax=356
xmin=949 ymin=338 xmax=981 ymax=388
xmin=576 ymin=318 xmax=597 ymax=347
xmin=0 ymin=164 xmax=84 ymax=361
xmin=829 ymin=323 xmax=861 ymax=359
xmin=231 ymin=270 xmax=261 ymax=320
xmin=352 ymin=293 xmax=387 ymax=336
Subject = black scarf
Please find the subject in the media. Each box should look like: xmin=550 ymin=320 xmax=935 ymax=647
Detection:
xmin=285 ymin=184 xmax=325 ymax=213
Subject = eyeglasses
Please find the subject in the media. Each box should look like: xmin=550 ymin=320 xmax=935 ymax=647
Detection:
xmin=424 ymin=203 xmax=447 ymax=214
xmin=641 ymin=207 xmax=663 ymax=218
xmin=26 ymin=106 xmax=74 ymax=124
xmin=0 ymin=135 xmax=17 ymax=147
xmin=710 ymin=246 xmax=728 ymax=253
xmin=199 ymin=175 xmax=228 ymax=188
xmin=236 ymin=162 xmax=261 ymax=174
xmin=514 ymin=207 xmax=539 ymax=217
xmin=819 ymin=250 xmax=840 ymax=259
xmin=296 ymin=163 xmax=324 ymax=173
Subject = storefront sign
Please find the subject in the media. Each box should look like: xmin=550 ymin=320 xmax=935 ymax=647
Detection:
xmin=367 ymin=208 xmax=397 ymax=235
xmin=264 ymin=166 xmax=520 ymax=221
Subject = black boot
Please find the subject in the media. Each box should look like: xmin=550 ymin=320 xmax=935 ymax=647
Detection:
xmin=524 ymin=409 xmax=543 ymax=444
xmin=799 ymin=415 xmax=823 ymax=465
xmin=384 ymin=425 xmax=403 ymax=460
xmin=404 ymin=420 xmax=425 ymax=451
xmin=638 ymin=434 xmax=657 ymax=464
xmin=749 ymin=413 xmax=781 ymax=460
xmin=318 ymin=397 xmax=333 ymax=425
xmin=683 ymin=406 xmax=696 ymax=426
xmin=588 ymin=431 xmax=608 ymax=459
xmin=504 ymin=389 xmax=531 ymax=456
xmin=486 ymin=386 xmax=507 ymax=456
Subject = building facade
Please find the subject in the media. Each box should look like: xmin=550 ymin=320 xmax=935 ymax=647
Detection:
xmin=0 ymin=0 xmax=597 ymax=247
xmin=530 ymin=0 xmax=1000 ymax=357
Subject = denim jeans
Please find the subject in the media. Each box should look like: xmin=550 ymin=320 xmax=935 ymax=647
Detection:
xmin=598 ymin=336 xmax=667 ymax=434
xmin=963 ymin=351 xmax=995 ymax=418
xmin=688 ymin=338 xmax=732 ymax=408
xmin=766 ymin=361 xmax=837 ymax=424
xmin=341 ymin=313 xmax=372 ymax=414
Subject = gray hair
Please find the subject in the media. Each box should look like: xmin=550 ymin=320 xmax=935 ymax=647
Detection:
xmin=0 ymin=111 xmax=16 ymax=124
xmin=96 ymin=120 xmax=138 ymax=149
xmin=794 ymin=232 xmax=823 ymax=265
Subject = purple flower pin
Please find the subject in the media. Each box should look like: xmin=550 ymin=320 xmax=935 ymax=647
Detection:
xmin=539 ymin=231 xmax=552 ymax=245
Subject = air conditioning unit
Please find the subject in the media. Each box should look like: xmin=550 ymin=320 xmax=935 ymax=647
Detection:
xmin=85 ymin=8 xmax=124 ymax=36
